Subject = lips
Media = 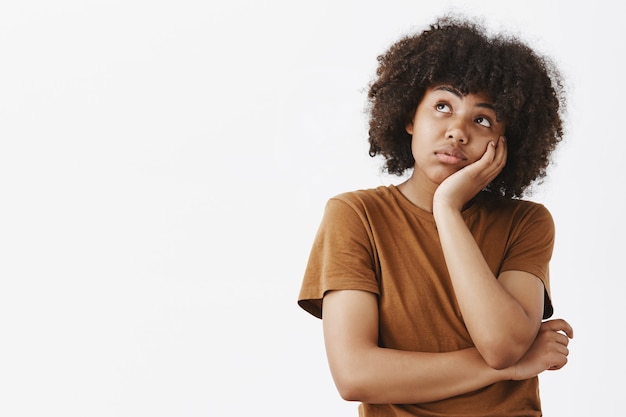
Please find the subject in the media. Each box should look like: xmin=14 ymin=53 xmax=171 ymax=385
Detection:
xmin=434 ymin=145 xmax=468 ymax=163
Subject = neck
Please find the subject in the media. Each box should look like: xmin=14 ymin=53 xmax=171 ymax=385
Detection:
xmin=397 ymin=177 xmax=436 ymax=213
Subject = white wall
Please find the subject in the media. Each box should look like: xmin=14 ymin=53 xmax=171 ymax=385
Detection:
xmin=0 ymin=1 xmax=622 ymax=416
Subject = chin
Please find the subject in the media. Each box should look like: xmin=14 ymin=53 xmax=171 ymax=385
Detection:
xmin=431 ymin=170 xmax=456 ymax=185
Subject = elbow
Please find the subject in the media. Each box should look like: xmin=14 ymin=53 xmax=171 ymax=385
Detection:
xmin=478 ymin=339 xmax=528 ymax=370
xmin=330 ymin=362 xmax=378 ymax=403
xmin=483 ymin=353 xmax=517 ymax=370
xmin=335 ymin=382 xmax=364 ymax=402
xmin=332 ymin=372 xmax=371 ymax=402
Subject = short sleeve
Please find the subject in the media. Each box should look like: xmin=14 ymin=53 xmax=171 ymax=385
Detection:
xmin=297 ymin=197 xmax=380 ymax=319
xmin=501 ymin=204 xmax=555 ymax=319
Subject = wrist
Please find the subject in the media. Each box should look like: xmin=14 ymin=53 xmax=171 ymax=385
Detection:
xmin=432 ymin=199 xmax=462 ymax=223
xmin=503 ymin=363 xmax=517 ymax=381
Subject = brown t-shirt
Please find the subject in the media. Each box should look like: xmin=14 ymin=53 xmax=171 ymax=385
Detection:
xmin=298 ymin=185 xmax=555 ymax=417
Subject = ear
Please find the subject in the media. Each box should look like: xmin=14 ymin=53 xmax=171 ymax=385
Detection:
xmin=406 ymin=119 xmax=414 ymax=135
xmin=405 ymin=109 xmax=416 ymax=134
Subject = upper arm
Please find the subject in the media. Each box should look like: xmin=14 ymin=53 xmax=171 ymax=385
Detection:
xmin=500 ymin=203 xmax=555 ymax=319
xmin=498 ymin=270 xmax=545 ymax=335
xmin=322 ymin=290 xmax=379 ymax=388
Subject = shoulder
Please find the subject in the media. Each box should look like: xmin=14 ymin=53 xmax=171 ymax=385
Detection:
xmin=326 ymin=186 xmax=396 ymax=215
xmin=473 ymin=192 xmax=555 ymax=243
xmin=330 ymin=186 xmax=393 ymax=205
xmin=478 ymin=192 xmax=553 ymax=222
xmin=317 ymin=186 xmax=403 ymax=235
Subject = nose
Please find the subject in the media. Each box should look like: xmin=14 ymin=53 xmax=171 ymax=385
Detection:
xmin=445 ymin=120 xmax=468 ymax=144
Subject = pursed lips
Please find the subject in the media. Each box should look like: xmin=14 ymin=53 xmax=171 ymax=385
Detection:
xmin=434 ymin=145 xmax=468 ymax=161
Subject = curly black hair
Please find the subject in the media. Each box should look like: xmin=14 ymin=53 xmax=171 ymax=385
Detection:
xmin=367 ymin=15 xmax=566 ymax=198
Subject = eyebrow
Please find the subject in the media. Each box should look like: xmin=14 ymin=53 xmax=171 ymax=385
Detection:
xmin=434 ymin=85 xmax=496 ymax=111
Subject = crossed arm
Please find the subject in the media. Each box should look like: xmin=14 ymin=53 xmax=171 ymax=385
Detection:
xmin=323 ymin=290 xmax=572 ymax=404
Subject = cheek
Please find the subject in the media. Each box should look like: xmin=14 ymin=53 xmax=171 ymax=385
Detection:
xmin=467 ymin=140 xmax=492 ymax=162
xmin=494 ymin=123 xmax=506 ymax=137
xmin=410 ymin=135 xmax=428 ymax=158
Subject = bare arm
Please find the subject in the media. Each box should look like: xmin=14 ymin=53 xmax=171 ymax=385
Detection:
xmin=322 ymin=289 xmax=571 ymax=404
xmin=433 ymin=137 xmax=544 ymax=368
xmin=434 ymin=204 xmax=544 ymax=368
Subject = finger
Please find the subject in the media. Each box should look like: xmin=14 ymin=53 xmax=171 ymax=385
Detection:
xmin=541 ymin=319 xmax=573 ymax=335
xmin=555 ymin=343 xmax=569 ymax=357
xmin=554 ymin=332 xmax=570 ymax=347
xmin=484 ymin=140 xmax=505 ymax=180
xmin=542 ymin=318 xmax=574 ymax=338
xmin=562 ymin=320 xmax=574 ymax=339
xmin=464 ymin=140 xmax=505 ymax=186
xmin=460 ymin=141 xmax=497 ymax=180
xmin=484 ymin=137 xmax=506 ymax=175
xmin=548 ymin=356 xmax=568 ymax=371
xmin=472 ymin=141 xmax=496 ymax=167
xmin=494 ymin=136 xmax=507 ymax=168
xmin=476 ymin=142 xmax=500 ymax=174
xmin=548 ymin=349 xmax=570 ymax=370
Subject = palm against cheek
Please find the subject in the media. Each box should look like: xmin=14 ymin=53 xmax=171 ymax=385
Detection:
xmin=434 ymin=139 xmax=507 ymax=210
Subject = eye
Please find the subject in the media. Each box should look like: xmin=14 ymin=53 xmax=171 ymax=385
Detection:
xmin=436 ymin=103 xmax=451 ymax=113
xmin=475 ymin=116 xmax=492 ymax=127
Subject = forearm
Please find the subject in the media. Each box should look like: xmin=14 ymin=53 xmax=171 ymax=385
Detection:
xmin=324 ymin=290 xmax=514 ymax=404
xmin=433 ymin=204 xmax=538 ymax=366
xmin=328 ymin=344 xmax=511 ymax=404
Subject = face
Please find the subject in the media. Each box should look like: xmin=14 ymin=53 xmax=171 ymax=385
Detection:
xmin=406 ymin=84 xmax=506 ymax=187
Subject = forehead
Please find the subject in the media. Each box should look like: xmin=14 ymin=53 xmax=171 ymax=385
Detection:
xmin=426 ymin=84 xmax=494 ymax=103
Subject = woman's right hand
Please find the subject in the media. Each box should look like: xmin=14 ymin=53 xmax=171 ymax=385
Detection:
xmin=511 ymin=318 xmax=574 ymax=381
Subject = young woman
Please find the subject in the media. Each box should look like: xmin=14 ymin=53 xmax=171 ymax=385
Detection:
xmin=298 ymin=16 xmax=573 ymax=417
